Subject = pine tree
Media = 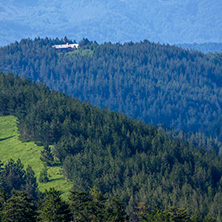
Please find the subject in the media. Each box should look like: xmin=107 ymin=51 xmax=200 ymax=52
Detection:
xmin=69 ymin=190 xmax=92 ymax=222
xmin=40 ymin=145 xmax=54 ymax=166
xmin=39 ymin=165 xmax=49 ymax=183
xmin=38 ymin=187 xmax=71 ymax=222
xmin=0 ymin=160 xmax=4 ymax=188
xmin=164 ymin=206 xmax=190 ymax=222
xmin=1 ymin=159 xmax=25 ymax=193
xmin=105 ymin=195 xmax=128 ymax=222
xmin=1 ymin=190 xmax=37 ymax=222
xmin=89 ymin=186 xmax=107 ymax=222
xmin=0 ymin=188 xmax=9 ymax=221
xmin=25 ymin=165 xmax=39 ymax=200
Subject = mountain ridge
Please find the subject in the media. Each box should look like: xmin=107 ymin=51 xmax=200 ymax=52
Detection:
xmin=0 ymin=0 xmax=222 ymax=46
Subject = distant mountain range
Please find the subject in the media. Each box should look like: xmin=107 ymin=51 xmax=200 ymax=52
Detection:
xmin=1 ymin=0 xmax=222 ymax=46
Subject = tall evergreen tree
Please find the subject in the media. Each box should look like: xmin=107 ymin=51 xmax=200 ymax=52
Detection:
xmin=39 ymin=165 xmax=49 ymax=183
xmin=1 ymin=190 xmax=37 ymax=222
xmin=1 ymin=159 xmax=25 ymax=193
xmin=69 ymin=190 xmax=92 ymax=222
xmin=38 ymin=187 xmax=71 ymax=222
xmin=105 ymin=195 xmax=127 ymax=222
xmin=40 ymin=145 xmax=54 ymax=166
xmin=89 ymin=186 xmax=107 ymax=222
xmin=24 ymin=165 xmax=39 ymax=200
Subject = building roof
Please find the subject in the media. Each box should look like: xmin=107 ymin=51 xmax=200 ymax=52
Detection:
xmin=52 ymin=43 xmax=79 ymax=49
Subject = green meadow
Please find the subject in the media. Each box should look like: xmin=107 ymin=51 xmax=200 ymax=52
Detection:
xmin=0 ymin=115 xmax=72 ymax=199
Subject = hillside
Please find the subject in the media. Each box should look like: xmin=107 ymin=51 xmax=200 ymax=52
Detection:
xmin=0 ymin=72 xmax=222 ymax=220
xmin=0 ymin=115 xmax=72 ymax=199
xmin=1 ymin=38 xmax=222 ymax=144
xmin=0 ymin=0 xmax=222 ymax=46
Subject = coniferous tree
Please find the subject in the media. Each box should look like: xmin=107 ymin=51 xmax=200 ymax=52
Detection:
xmin=0 ymin=188 xmax=9 ymax=221
xmin=38 ymin=187 xmax=72 ymax=222
xmin=164 ymin=206 xmax=191 ymax=222
xmin=1 ymin=159 xmax=25 ymax=193
xmin=40 ymin=145 xmax=54 ymax=166
xmin=24 ymin=165 xmax=39 ymax=200
xmin=38 ymin=165 xmax=49 ymax=183
xmin=89 ymin=186 xmax=107 ymax=222
xmin=1 ymin=190 xmax=37 ymax=222
xmin=0 ymin=161 xmax=4 ymax=188
xmin=135 ymin=203 xmax=166 ymax=222
xmin=69 ymin=190 xmax=92 ymax=222
xmin=105 ymin=195 xmax=128 ymax=222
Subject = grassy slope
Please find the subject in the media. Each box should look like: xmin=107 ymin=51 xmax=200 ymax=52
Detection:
xmin=0 ymin=115 xmax=72 ymax=199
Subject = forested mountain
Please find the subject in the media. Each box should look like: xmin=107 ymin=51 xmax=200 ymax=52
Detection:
xmin=0 ymin=72 xmax=222 ymax=220
xmin=1 ymin=38 xmax=222 ymax=145
xmin=0 ymin=0 xmax=222 ymax=46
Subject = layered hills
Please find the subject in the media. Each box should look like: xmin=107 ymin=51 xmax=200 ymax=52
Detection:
xmin=1 ymin=38 xmax=222 ymax=220
xmin=1 ymin=38 xmax=222 ymax=145
xmin=0 ymin=72 xmax=222 ymax=220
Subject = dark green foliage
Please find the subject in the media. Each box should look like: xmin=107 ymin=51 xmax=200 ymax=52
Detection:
xmin=89 ymin=186 xmax=107 ymax=221
xmin=0 ymin=161 xmax=4 ymax=189
xmin=39 ymin=165 xmax=49 ymax=183
xmin=165 ymin=206 xmax=191 ymax=222
xmin=69 ymin=187 xmax=127 ymax=222
xmin=40 ymin=145 xmax=54 ymax=166
xmin=135 ymin=204 xmax=215 ymax=222
xmin=38 ymin=187 xmax=72 ymax=222
xmin=0 ymin=154 xmax=218 ymax=222
xmin=0 ymin=190 xmax=37 ymax=222
xmin=25 ymin=165 xmax=39 ymax=200
xmin=69 ymin=190 xmax=92 ymax=221
xmin=0 ymin=159 xmax=25 ymax=193
xmin=105 ymin=195 xmax=128 ymax=222
xmin=0 ymin=188 xmax=9 ymax=221
xmin=0 ymin=159 xmax=39 ymax=202
xmin=135 ymin=204 xmax=168 ymax=222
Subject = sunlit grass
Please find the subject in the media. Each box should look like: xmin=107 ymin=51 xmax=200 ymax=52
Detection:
xmin=0 ymin=115 xmax=72 ymax=199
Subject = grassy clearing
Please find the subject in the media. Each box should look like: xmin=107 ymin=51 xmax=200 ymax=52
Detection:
xmin=0 ymin=115 xmax=72 ymax=199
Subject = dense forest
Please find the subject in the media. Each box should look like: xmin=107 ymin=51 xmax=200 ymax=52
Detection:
xmin=1 ymin=38 xmax=222 ymax=145
xmin=0 ymin=159 xmax=216 ymax=222
xmin=0 ymin=72 xmax=222 ymax=221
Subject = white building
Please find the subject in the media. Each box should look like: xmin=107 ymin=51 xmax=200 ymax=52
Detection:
xmin=52 ymin=43 xmax=79 ymax=49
